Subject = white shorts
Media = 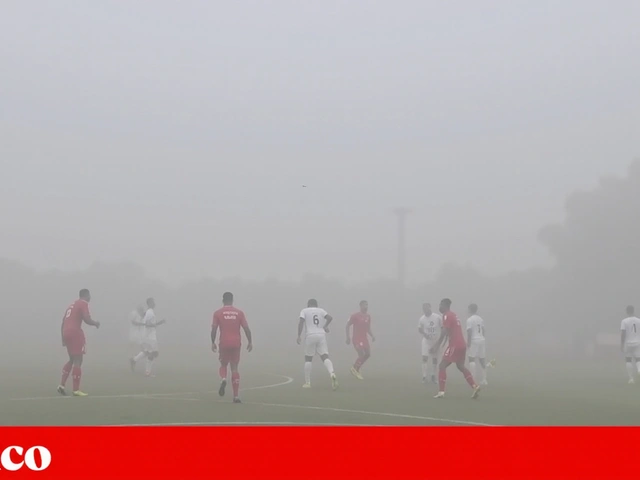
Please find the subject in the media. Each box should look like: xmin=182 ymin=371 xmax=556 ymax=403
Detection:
xmin=304 ymin=334 xmax=329 ymax=357
xmin=468 ymin=339 xmax=486 ymax=359
xmin=141 ymin=336 xmax=159 ymax=353
xmin=624 ymin=343 xmax=640 ymax=358
xmin=421 ymin=338 xmax=439 ymax=357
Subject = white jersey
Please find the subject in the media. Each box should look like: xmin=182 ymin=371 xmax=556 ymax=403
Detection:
xmin=621 ymin=316 xmax=640 ymax=346
xmin=300 ymin=307 xmax=329 ymax=336
xmin=128 ymin=309 xmax=144 ymax=343
xmin=466 ymin=315 xmax=485 ymax=341
xmin=142 ymin=308 xmax=159 ymax=342
xmin=418 ymin=313 xmax=443 ymax=343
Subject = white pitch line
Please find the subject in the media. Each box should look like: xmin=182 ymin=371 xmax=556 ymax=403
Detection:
xmin=109 ymin=421 xmax=378 ymax=427
xmin=240 ymin=401 xmax=498 ymax=427
xmin=8 ymin=374 xmax=293 ymax=402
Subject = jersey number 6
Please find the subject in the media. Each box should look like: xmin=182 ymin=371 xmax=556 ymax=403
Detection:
xmin=313 ymin=315 xmax=320 ymax=326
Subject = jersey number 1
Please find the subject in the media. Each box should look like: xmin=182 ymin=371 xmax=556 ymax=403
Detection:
xmin=313 ymin=315 xmax=320 ymax=326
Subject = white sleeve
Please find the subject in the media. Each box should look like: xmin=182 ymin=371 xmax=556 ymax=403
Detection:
xmin=321 ymin=309 xmax=329 ymax=319
xmin=418 ymin=317 xmax=425 ymax=329
xmin=621 ymin=319 xmax=626 ymax=331
xmin=299 ymin=310 xmax=306 ymax=320
xmin=466 ymin=318 xmax=474 ymax=331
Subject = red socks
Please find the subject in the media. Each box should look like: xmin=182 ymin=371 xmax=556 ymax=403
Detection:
xmin=61 ymin=361 xmax=72 ymax=386
xmin=219 ymin=365 xmax=228 ymax=380
xmin=438 ymin=369 xmax=447 ymax=391
xmin=72 ymin=366 xmax=82 ymax=391
xmin=232 ymin=372 xmax=240 ymax=397
xmin=354 ymin=358 xmax=364 ymax=371
xmin=462 ymin=368 xmax=476 ymax=387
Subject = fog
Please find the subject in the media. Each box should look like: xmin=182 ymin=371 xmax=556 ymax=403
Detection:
xmin=1 ymin=1 xmax=639 ymax=425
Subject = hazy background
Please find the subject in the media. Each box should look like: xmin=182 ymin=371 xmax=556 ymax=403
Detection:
xmin=0 ymin=1 xmax=639 ymax=371
xmin=2 ymin=0 xmax=639 ymax=285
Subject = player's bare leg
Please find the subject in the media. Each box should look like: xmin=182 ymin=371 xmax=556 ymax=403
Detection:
xmin=434 ymin=360 xmax=451 ymax=398
xmin=320 ymin=353 xmax=338 ymax=391
xmin=351 ymin=347 xmax=369 ymax=380
xmin=455 ymin=360 xmax=480 ymax=398
xmin=625 ymin=356 xmax=635 ymax=384
xmin=145 ymin=351 xmax=158 ymax=377
xmin=130 ymin=350 xmax=146 ymax=372
xmin=58 ymin=354 xmax=74 ymax=396
xmin=303 ymin=355 xmax=313 ymax=388
xmin=219 ymin=360 xmax=228 ymax=396
xmin=468 ymin=356 xmax=477 ymax=383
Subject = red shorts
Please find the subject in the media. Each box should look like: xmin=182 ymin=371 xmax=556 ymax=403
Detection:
xmin=219 ymin=346 xmax=241 ymax=365
xmin=442 ymin=345 xmax=466 ymax=364
xmin=353 ymin=338 xmax=370 ymax=352
xmin=63 ymin=329 xmax=86 ymax=356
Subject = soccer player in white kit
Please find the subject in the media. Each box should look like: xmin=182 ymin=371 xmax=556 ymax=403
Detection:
xmin=131 ymin=298 xmax=166 ymax=377
xmin=466 ymin=304 xmax=489 ymax=386
xmin=620 ymin=305 xmax=640 ymax=384
xmin=128 ymin=305 xmax=146 ymax=369
xmin=418 ymin=303 xmax=442 ymax=384
xmin=297 ymin=299 xmax=338 ymax=390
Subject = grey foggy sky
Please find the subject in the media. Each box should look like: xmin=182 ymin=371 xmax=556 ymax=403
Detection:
xmin=1 ymin=1 xmax=639 ymax=284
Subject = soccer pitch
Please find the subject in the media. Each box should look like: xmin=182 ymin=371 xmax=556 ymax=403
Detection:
xmin=1 ymin=347 xmax=638 ymax=426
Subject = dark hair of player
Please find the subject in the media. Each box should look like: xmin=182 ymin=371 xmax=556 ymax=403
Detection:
xmin=359 ymin=300 xmax=367 ymax=306
xmin=441 ymin=298 xmax=452 ymax=307
xmin=469 ymin=303 xmax=478 ymax=314
xmin=627 ymin=305 xmax=635 ymax=316
xmin=79 ymin=289 xmax=90 ymax=299
xmin=223 ymin=292 xmax=234 ymax=305
xmin=308 ymin=298 xmax=318 ymax=308
xmin=146 ymin=297 xmax=154 ymax=307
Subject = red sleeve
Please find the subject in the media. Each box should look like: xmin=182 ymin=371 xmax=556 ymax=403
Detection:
xmin=443 ymin=313 xmax=451 ymax=329
xmin=240 ymin=311 xmax=248 ymax=328
xmin=212 ymin=311 xmax=219 ymax=328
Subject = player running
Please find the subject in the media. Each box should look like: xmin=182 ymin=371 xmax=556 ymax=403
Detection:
xmin=57 ymin=289 xmax=100 ymax=397
xmin=418 ymin=303 xmax=442 ymax=384
xmin=346 ymin=300 xmax=376 ymax=380
xmin=128 ymin=305 xmax=146 ymax=370
xmin=132 ymin=298 xmax=166 ymax=377
xmin=430 ymin=298 xmax=480 ymax=399
xmin=620 ymin=305 xmax=640 ymax=384
xmin=466 ymin=304 xmax=491 ymax=386
xmin=212 ymin=292 xmax=253 ymax=403
xmin=297 ymin=299 xmax=338 ymax=390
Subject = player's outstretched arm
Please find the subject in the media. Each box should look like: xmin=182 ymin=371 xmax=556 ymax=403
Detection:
xmin=243 ymin=325 xmax=253 ymax=352
xmin=297 ymin=318 xmax=305 ymax=344
xmin=430 ymin=329 xmax=448 ymax=354
xmin=345 ymin=317 xmax=352 ymax=344
xmin=368 ymin=324 xmax=376 ymax=342
xmin=83 ymin=311 xmax=100 ymax=329
xmin=466 ymin=327 xmax=472 ymax=348
xmin=621 ymin=329 xmax=626 ymax=352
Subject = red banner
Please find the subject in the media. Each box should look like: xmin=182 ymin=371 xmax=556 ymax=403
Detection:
xmin=0 ymin=427 xmax=628 ymax=479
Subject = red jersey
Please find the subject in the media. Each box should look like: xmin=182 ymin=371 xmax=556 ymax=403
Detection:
xmin=62 ymin=299 xmax=91 ymax=334
xmin=212 ymin=306 xmax=248 ymax=349
xmin=350 ymin=312 xmax=371 ymax=342
xmin=443 ymin=311 xmax=466 ymax=349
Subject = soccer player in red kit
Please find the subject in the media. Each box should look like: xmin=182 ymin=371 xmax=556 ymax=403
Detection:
xmin=57 ymin=289 xmax=100 ymax=397
xmin=211 ymin=292 xmax=253 ymax=404
xmin=346 ymin=300 xmax=376 ymax=380
xmin=430 ymin=298 xmax=480 ymax=399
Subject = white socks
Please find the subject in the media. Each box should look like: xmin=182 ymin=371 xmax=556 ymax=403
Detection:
xmin=304 ymin=362 xmax=312 ymax=384
xmin=421 ymin=362 xmax=428 ymax=379
xmin=146 ymin=357 xmax=154 ymax=375
xmin=626 ymin=362 xmax=634 ymax=380
xmin=469 ymin=361 xmax=477 ymax=380
xmin=323 ymin=358 xmax=334 ymax=375
xmin=133 ymin=351 xmax=145 ymax=362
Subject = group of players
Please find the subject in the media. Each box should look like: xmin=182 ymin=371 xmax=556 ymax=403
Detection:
xmin=57 ymin=288 xmax=496 ymax=402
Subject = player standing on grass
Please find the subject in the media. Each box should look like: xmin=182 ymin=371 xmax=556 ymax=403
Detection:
xmin=466 ymin=304 xmax=491 ymax=386
xmin=58 ymin=289 xmax=100 ymax=397
xmin=297 ymin=299 xmax=338 ymax=390
xmin=418 ymin=303 xmax=442 ymax=384
xmin=212 ymin=292 xmax=253 ymax=404
xmin=430 ymin=298 xmax=480 ymax=399
xmin=128 ymin=305 xmax=146 ymax=367
xmin=620 ymin=305 xmax=640 ymax=384
xmin=132 ymin=298 xmax=166 ymax=377
xmin=346 ymin=300 xmax=376 ymax=380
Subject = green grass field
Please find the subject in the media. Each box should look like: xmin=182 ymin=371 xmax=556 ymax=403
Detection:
xmin=1 ymin=346 xmax=638 ymax=426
